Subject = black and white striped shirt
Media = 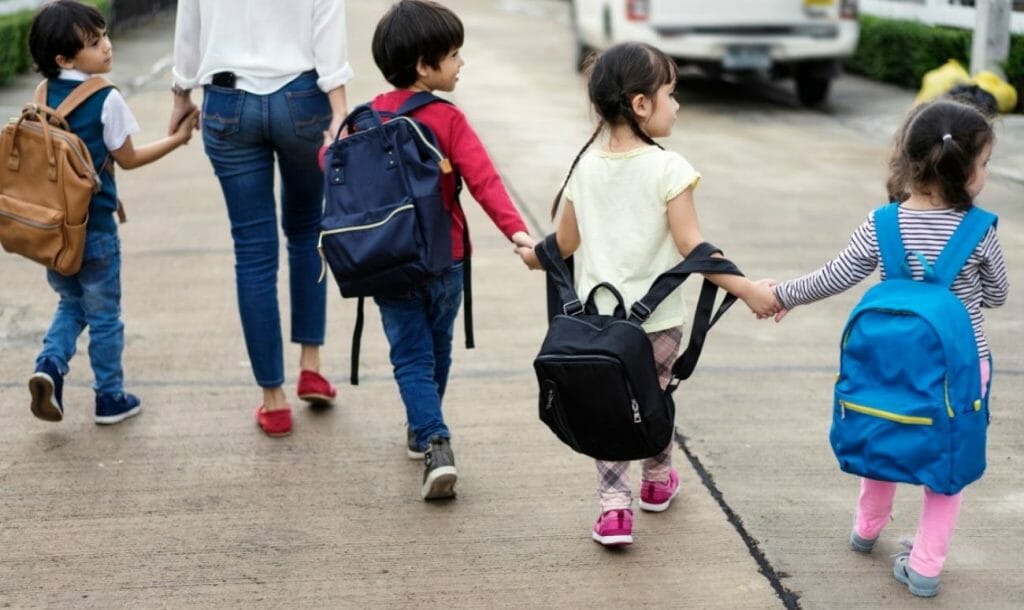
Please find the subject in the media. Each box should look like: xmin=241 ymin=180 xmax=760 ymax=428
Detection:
xmin=775 ymin=207 xmax=1009 ymax=357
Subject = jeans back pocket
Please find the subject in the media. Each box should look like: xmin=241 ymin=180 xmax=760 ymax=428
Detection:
xmin=202 ymin=87 xmax=243 ymax=139
xmin=285 ymin=88 xmax=332 ymax=142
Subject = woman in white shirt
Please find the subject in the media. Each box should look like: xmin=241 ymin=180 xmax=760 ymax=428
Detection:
xmin=169 ymin=0 xmax=352 ymax=437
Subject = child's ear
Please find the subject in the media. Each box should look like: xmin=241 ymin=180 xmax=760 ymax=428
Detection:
xmin=55 ymin=54 xmax=75 ymax=70
xmin=631 ymin=93 xmax=650 ymax=119
xmin=415 ymin=58 xmax=430 ymax=79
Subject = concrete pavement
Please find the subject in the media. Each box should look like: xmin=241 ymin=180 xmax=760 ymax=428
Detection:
xmin=1 ymin=1 xmax=1022 ymax=608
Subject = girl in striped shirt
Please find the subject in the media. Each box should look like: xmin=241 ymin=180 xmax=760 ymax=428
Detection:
xmin=772 ymin=100 xmax=1008 ymax=598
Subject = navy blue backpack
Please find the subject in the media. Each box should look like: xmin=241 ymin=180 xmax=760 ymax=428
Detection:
xmin=319 ymin=92 xmax=472 ymax=383
xmin=831 ymin=204 xmax=996 ymax=495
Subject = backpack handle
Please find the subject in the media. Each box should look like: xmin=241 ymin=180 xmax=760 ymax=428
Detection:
xmin=9 ymin=105 xmax=59 ymax=181
xmin=584 ymin=282 xmax=627 ymax=318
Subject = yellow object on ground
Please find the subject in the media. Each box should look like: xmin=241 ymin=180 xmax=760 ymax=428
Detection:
xmin=915 ymin=59 xmax=972 ymax=105
xmin=973 ymin=70 xmax=1019 ymax=113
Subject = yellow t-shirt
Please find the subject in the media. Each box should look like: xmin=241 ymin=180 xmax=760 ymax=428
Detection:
xmin=565 ymin=145 xmax=701 ymax=332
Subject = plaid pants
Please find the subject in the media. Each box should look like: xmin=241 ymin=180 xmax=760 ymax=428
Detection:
xmin=595 ymin=326 xmax=683 ymax=511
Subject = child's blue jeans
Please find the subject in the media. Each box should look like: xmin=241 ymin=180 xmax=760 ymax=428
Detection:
xmin=374 ymin=263 xmax=464 ymax=450
xmin=36 ymin=231 xmax=124 ymax=395
xmin=200 ymin=71 xmax=330 ymax=388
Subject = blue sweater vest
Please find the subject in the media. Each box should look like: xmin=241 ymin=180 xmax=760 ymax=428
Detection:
xmin=46 ymin=78 xmax=119 ymax=234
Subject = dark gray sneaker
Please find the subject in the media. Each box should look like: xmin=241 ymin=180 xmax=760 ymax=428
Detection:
xmin=422 ymin=436 xmax=457 ymax=500
xmin=893 ymin=552 xmax=940 ymax=597
xmin=407 ymin=427 xmax=425 ymax=460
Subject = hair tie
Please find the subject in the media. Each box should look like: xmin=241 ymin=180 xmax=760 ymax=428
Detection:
xmin=942 ymin=133 xmax=953 ymax=142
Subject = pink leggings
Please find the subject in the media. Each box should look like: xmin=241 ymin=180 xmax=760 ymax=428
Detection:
xmin=854 ymin=360 xmax=991 ymax=577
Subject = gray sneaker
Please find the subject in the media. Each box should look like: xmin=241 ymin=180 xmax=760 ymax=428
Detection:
xmin=407 ymin=427 xmax=425 ymax=460
xmin=850 ymin=529 xmax=877 ymax=553
xmin=422 ymin=436 xmax=457 ymax=500
xmin=893 ymin=553 xmax=940 ymax=597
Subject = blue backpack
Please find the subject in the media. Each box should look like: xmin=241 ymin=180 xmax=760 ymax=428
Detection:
xmin=319 ymin=92 xmax=472 ymax=383
xmin=831 ymin=203 xmax=996 ymax=495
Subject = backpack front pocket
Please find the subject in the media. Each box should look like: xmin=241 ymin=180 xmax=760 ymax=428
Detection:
xmin=0 ymin=194 xmax=64 ymax=266
xmin=319 ymin=199 xmax=420 ymax=280
xmin=534 ymin=354 xmax=662 ymax=460
xmin=831 ymin=393 xmax=947 ymax=488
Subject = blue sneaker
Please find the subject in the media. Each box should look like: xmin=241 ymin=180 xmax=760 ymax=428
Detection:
xmin=95 ymin=392 xmax=142 ymax=425
xmin=28 ymin=361 xmax=64 ymax=422
xmin=893 ymin=552 xmax=940 ymax=597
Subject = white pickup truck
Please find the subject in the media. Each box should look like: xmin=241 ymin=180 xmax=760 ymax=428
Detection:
xmin=571 ymin=0 xmax=861 ymax=106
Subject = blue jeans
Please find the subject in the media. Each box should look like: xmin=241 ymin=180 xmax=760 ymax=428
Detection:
xmin=201 ymin=71 xmax=331 ymax=387
xmin=375 ymin=264 xmax=464 ymax=449
xmin=37 ymin=231 xmax=124 ymax=395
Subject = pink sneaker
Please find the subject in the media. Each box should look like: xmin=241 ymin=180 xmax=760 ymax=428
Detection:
xmin=591 ymin=508 xmax=633 ymax=546
xmin=639 ymin=468 xmax=680 ymax=512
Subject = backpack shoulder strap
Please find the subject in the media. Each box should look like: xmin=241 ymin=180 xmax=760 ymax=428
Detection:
xmin=932 ymin=206 xmax=997 ymax=289
xmin=535 ymin=233 xmax=583 ymax=318
xmin=53 ymin=77 xmax=116 ymax=119
xmin=396 ymin=91 xmax=451 ymax=116
xmin=631 ymin=242 xmax=744 ymax=389
xmin=873 ymin=203 xmax=910 ymax=280
xmin=33 ymin=80 xmax=48 ymax=106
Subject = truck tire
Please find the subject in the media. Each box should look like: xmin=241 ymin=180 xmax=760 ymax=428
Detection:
xmin=796 ymin=75 xmax=831 ymax=107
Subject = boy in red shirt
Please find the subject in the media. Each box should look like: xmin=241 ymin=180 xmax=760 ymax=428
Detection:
xmin=364 ymin=0 xmax=533 ymax=500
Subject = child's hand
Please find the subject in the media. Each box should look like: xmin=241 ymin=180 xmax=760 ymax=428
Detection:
xmin=774 ymin=308 xmax=790 ymax=323
xmin=174 ymin=109 xmax=200 ymax=145
xmin=516 ymin=245 xmax=541 ymax=270
xmin=743 ymin=278 xmax=781 ymax=318
xmin=511 ymin=231 xmax=535 ymax=249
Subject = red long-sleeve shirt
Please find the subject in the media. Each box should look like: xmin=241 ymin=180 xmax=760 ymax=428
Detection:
xmin=320 ymin=90 xmax=528 ymax=261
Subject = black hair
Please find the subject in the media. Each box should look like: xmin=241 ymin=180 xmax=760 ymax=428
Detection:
xmin=552 ymin=42 xmax=678 ymax=218
xmin=372 ymin=0 xmax=464 ymax=88
xmin=29 ymin=0 xmax=107 ymax=79
xmin=886 ymin=100 xmax=994 ymax=212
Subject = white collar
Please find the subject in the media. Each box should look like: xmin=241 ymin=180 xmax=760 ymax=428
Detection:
xmin=58 ymin=69 xmax=91 ymax=81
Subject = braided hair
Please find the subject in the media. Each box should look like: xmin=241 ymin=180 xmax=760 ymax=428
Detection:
xmin=551 ymin=42 xmax=679 ymax=218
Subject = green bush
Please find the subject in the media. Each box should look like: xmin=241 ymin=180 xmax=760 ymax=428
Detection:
xmin=0 ymin=10 xmax=34 ymax=84
xmin=847 ymin=14 xmax=1023 ymax=112
xmin=0 ymin=0 xmax=113 ymax=85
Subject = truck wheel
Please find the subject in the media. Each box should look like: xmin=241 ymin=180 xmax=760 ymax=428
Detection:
xmin=796 ymin=75 xmax=831 ymax=107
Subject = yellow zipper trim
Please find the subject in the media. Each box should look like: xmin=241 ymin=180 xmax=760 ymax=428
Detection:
xmin=840 ymin=400 xmax=933 ymax=425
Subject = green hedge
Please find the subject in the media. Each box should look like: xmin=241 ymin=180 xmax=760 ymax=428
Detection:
xmin=0 ymin=0 xmax=112 ymax=85
xmin=846 ymin=14 xmax=1024 ymax=112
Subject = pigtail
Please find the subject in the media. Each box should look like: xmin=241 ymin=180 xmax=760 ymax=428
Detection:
xmin=551 ymin=122 xmax=604 ymax=219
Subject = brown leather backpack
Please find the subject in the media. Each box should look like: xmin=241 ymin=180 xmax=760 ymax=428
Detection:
xmin=0 ymin=77 xmax=114 ymax=276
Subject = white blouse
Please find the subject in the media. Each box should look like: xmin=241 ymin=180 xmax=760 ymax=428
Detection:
xmin=172 ymin=0 xmax=354 ymax=95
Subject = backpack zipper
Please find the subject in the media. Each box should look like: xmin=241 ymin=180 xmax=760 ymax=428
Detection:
xmin=0 ymin=208 xmax=60 ymax=230
xmin=392 ymin=117 xmax=451 ymax=172
xmin=839 ymin=400 xmax=932 ymax=425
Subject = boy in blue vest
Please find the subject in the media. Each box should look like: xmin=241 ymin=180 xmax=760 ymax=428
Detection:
xmin=26 ymin=0 xmax=198 ymax=425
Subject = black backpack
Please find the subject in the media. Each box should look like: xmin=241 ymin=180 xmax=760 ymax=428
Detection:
xmin=319 ymin=92 xmax=473 ymax=384
xmin=533 ymin=234 xmax=743 ymax=461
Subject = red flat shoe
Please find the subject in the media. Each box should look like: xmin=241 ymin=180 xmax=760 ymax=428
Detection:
xmin=255 ymin=405 xmax=292 ymax=437
xmin=296 ymin=370 xmax=337 ymax=407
